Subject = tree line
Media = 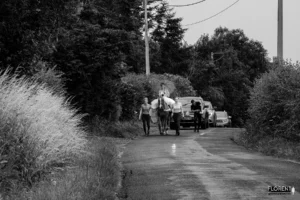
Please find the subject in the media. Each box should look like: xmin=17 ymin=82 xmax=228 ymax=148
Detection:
xmin=0 ymin=0 xmax=270 ymax=126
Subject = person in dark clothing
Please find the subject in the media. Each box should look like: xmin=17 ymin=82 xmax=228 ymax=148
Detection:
xmin=191 ymin=100 xmax=196 ymax=110
xmin=204 ymin=107 xmax=209 ymax=129
xmin=194 ymin=102 xmax=202 ymax=132
xmin=139 ymin=97 xmax=152 ymax=136
xmin=191 ymin=100 xmax=198 ymax=132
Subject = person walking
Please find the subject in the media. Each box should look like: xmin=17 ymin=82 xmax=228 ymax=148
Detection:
xmin=191 ymin=100 xmax=197 ymax=132
xmin=139 ymin=97 xmax=152 ymax=136
xmin=194 ymin=102 xmax=202 ymax=132
xmin=171 ymin=97 xmax=183 ymax=136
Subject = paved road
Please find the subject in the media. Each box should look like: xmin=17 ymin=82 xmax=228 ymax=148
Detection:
xmin=119 ymin=128 xmax=300 ymax=200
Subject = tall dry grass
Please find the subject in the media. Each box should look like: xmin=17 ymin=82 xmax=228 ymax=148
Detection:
xmin=8 ymin=137 xmax=121 ymax=200
xmin=0 ymin=69 xmax=87 ymax=191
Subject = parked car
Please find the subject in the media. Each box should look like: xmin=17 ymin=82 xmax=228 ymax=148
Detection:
xmin=204 ymin=101 xmax=217 ymax=127
xmin=170 ymin=96 xmax=209 ymax=130
xmin=215 ymin=111 xmax=232 ymax=127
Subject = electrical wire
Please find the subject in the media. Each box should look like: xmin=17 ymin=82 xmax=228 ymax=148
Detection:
xmin=169 ymin=0 xmax=206 ymax=7
xmin=183 ymin=0 xmax=240 ymax=26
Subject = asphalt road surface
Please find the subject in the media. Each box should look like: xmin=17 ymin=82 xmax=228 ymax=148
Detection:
xmin=119 ymin=127 xmax=300 ymax=200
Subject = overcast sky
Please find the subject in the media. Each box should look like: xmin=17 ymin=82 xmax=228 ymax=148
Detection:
xmin=167 ymin=0 xmax=300 ymax=62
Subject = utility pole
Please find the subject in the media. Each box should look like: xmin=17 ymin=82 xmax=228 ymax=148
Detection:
xmin=144 ymin=0 xmax=150 ymax=75
xmin=277 ymin=0 xmax=283 ymax=62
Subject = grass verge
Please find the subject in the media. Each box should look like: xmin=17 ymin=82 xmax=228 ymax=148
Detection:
xmin=232 ymin=130 xmax=300 ymax=162
xmin=7 ymin=137 xmax=122 ymax=200
xmin=88 ymin=116 xmax=143 ymax=138
xmin=0 ymin=69 xmax=140 ymax=199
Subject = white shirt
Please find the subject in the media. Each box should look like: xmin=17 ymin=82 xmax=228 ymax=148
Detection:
xmin=172 ymin=102 xmax=182 ymax=113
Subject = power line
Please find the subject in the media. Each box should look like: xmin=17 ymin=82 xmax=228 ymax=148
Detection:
xmin=169 ymin=0 xmax=206 ymax=7
xmin=183 ymin=0 xmax=241 ymax=26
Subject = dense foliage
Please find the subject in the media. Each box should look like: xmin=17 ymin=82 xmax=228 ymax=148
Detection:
xmin=0 ymin=0 xmax=77 ymax=71
xmin=148 ymin=1 xmax=189 ymax=75
xmin=121 ymin=73 xmax=196 ymax=120
xmin=0 ymin=0 xmax=191 ymax=122
xmin=189 ymin=27 xmax=269 ymax=126
xmin=247 ymin=62 xmax=300 ymax=141
xmin=0 ymin=0 xmax=272 ymax=126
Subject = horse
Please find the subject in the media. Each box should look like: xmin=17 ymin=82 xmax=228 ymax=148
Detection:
xmin=157 ymin=96 xmax=169 ymax=135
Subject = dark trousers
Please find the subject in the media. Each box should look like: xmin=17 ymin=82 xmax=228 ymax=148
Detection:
xmin=167 ymin=111 xmax=172 ymax=130
xmin=142 ymin=114 xmax=150 ymax=135
xmin=194 ymin=112 xmax=201 ymax=131
xmin=172 ymin=113 xmax=181 ymax=134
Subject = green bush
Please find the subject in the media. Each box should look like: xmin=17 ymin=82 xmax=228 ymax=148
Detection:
xmin=119 ymin=81 xmax=145 ymax=121
xmin=247 ymin=62 xmax=300 ymax=141
xmin=164 ymin=73 xmax=196 ymax=97
xmin=0 ymin=70 xmax=87 ymax=192
xmin=121 ymin=73 xmax=159 ymax=101
xmin=121 ymin=73 xmax=196 ymax=121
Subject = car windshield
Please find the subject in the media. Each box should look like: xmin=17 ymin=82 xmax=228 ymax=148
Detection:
xmin=204 ymin=101 xmax=213 ymax=109
xmin=178 ymin=98 xmax=202 ymax=111
xmin=216 ymin=112 xmax=227 ymax=118
xmin=178 ymin=99 xmax=201 ymax=106
xmin=177 ymin=99 xmax=191 ymax=106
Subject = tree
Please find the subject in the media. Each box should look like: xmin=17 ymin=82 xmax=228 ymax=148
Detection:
xmin=52 ymin=0 xmax=146 ymax=119
xmin=0 ymin=0 xmax=77 ymax=73
xmin=0 ymin=0 xmax=148 ymax=120
xmin=189 ymin=27 xmax=269 ymax=126
xmin=145 ymin=0 xmax=189 ymax=75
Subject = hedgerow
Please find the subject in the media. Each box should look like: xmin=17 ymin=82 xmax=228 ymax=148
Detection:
xmin=246 ymin=61 xmax=300 ymax=141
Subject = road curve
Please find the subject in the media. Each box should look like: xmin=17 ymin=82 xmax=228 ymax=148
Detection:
xmin=119 ymin=128 xmax=300 ymax=200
